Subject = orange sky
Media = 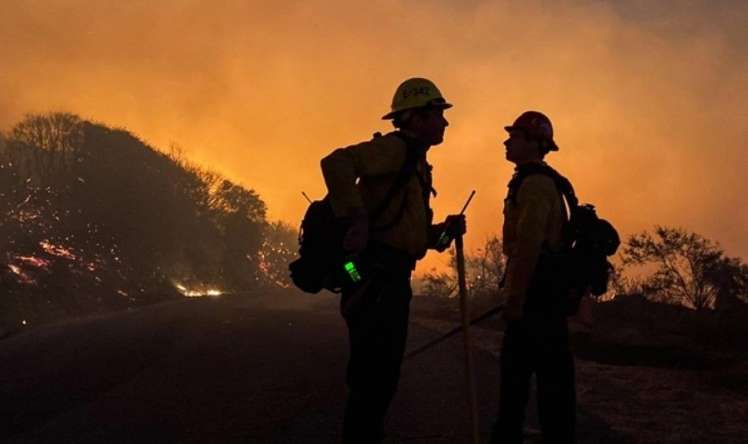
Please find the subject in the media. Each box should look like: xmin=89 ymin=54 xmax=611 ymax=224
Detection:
xmin=2 ymin=0 xmax=747 ymax=274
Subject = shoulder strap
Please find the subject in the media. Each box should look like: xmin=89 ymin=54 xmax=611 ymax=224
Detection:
xmin=507 ymin=163 xmax=580 ymax=246
xmin=508 ymin=163 xmax=578 ymax=209
xmin=369 ymin=132 xmax=421 ymax=230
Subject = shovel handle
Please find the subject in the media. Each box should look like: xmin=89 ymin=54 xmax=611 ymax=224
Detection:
xmin=456 ymin=234 xmax=480 ymax=444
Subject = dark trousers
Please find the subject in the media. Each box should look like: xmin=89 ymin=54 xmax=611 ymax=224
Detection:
xmin=341 ymin=254 xmax=412 ymax=444
xmin=491 ymin=315 xmax=576 ymax=444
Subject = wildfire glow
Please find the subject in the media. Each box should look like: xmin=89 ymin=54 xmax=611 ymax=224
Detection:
xmin=39 ymin=241 xmax=77 ymax=260
xmin=257 ymin=243 xmax=292 ymax=289
xmin=173 ymin=282 xmax=224 ymax=298
xmin=15 ymin=210 xmax=39 ymax=223
xmin=8 ymin=264 xmax=34 ymax=284
xmin=16 ymin=256 xmax=50 ymax=268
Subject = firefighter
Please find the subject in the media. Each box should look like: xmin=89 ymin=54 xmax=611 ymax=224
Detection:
xmin=492 ymin=111 xmax=576 ymax=443
xmin=321 ymin=77 xmax=465 ymax=443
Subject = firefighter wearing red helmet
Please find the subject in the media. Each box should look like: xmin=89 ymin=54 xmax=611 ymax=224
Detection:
xmin=492 ymin=111 xmax=577 ymax=443
xmin=505 ymin=110 xmax=559 ymax=154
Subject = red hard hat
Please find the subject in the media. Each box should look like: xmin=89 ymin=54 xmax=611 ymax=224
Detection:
xmin=504 ymin=111 xmax=558 ymax=151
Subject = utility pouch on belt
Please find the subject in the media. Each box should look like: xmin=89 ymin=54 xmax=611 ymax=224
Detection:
xmin=340 ymin=242 xmax=413 ymax=319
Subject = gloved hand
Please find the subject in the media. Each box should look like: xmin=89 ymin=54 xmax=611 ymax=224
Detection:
xmin=433 ymin=214 xmax=467 ymax=251
xmin=342 ymin=211 xmax=369 ymax=254
xmin=444 ymin=214 xmax=467 ymax=237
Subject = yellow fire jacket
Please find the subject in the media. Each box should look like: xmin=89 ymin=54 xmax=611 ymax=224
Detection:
xmin=502 ymin=162 xmax=566 ymax=311
xmin=321 ymin=132 xmax=435 ymax=260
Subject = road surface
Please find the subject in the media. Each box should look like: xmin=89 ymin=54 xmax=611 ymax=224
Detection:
xmin=0 ymin=291 xmax=623 ymax=443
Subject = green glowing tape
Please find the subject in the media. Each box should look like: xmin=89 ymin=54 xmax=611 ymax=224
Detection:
xmin=344 ymin=261 xmax=362 ymax=282
xmin=437 ymin=231 xmax=449 ymax=246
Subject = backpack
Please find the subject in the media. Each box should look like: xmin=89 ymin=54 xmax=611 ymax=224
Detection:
xmin=507 ymin=163 xmax=620 ymax=313
xmin=289 ymin=133 xmax=420 ymax=294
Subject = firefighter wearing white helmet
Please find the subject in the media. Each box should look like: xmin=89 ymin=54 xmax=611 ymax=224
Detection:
xmin=320 ymin=77 xmax=463 ymax=443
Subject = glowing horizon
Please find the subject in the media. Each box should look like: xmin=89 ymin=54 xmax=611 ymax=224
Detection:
xmin=2 ymin=1 xmax=746 ymax=274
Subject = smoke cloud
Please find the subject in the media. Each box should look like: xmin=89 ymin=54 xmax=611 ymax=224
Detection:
xmin=2 ymin=0 xmax=746 ymax=272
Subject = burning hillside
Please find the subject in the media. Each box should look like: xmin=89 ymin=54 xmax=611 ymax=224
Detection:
xmin=0 ymin=113 xmax=293 ymax=329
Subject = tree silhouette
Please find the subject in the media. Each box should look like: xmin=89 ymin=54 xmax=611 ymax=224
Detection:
xmin=259 ymin=221 xmax=298 ymax=288
xmin=420 ymin=267 xmax=457 ymax=299
xmin=466 ymin=235 xmax=505 ymax=301
xmin=622 ymin=226 xmax=747 ymax=310
xmin=1 ymin=113 xmax=270 ymax=326
xmin=419 ymin=235 xmax=505 ymax=303
xmin=705 ymin=256 xmax=748 ymax=311
xmin=10 ymin=113 xmax=83 ymax=179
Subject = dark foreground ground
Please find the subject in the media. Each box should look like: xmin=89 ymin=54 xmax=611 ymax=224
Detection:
xmin=0 ymin=290 xmax=745 ymax=443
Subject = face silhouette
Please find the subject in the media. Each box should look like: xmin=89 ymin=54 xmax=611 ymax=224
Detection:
xmin=410 ymin=108 xmax=449 ymax=146
xmin=503 ymin=129 xmax=541 ymax=165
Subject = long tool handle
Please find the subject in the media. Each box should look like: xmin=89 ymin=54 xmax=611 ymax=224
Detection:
xmin=459 ymin=190 xmax=476 ymax=215
xmin=437 ymin=190 xmax=476 ymax=247
xmin=455 ymin=234 xmax=480 ymax=444
xmin=404 ymin=305 xmax=503 ymax=360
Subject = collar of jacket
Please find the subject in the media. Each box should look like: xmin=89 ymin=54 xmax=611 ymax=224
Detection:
xmin=513 ymin=160 xmax=548 ymax=173
xmin=392 ymin=131 xmax=436 ymax=198
xmin=393 ymin=130 xmax=429 ymax=156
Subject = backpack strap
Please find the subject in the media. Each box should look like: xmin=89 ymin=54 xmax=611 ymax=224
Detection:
xmin=508 ymin=163 xmax=578 ymax=210
xmin=506 ymin=163 xmax=579 ymax=247
xmin=369 ymin=132 xmax=423 ymax=232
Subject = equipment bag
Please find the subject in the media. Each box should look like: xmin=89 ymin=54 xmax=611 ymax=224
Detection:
xmin=507 ymin=163 xmax=620 ymax=314
xmin=289 ymin=134 xmax=420 ymax=294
